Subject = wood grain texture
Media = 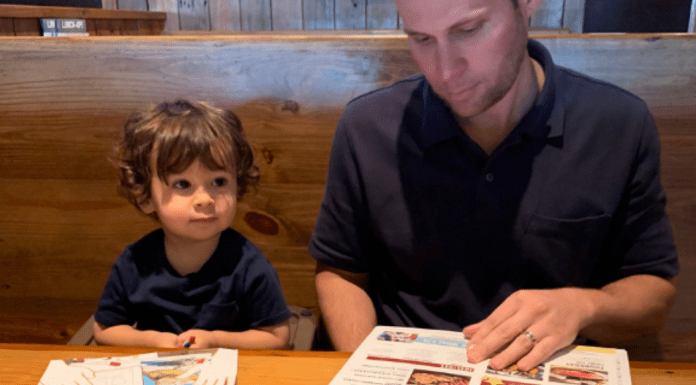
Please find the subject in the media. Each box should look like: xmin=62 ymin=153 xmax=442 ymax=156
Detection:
xmin=178 ymin=0 xmax=211 ymax=31
xmin=240 ymin=0 xmax=271 ymax=31
xmin=0 ymin=17 xmax=13 ymax=35
xmin=149 ymin=0 xmax=181 ymax=32
xmin=303 ymin=0 xmax=333 ymax=30
xmin=563 ymin=0 xmax=586 ymax=33
xmin=104 ymin=0 xmax=571 ymax=33
xmin=118 ymin=0 xmax=148 ymax=12
xmin=366 ymin=0 xmax=398 ymax=30
xmin=0 ymin=345 xmax=694 ymax=385
xmin=0 ymin=4 xmax=166 ymax=36
xmin=102 ymin=0 xmax=118 ymax=10
xmin=0 ymin=4 xmax=166 ymax=19
xmin=335 ymin=0 xmax=365 ymax=30
xmin=13 ymin=17 xmax=40 ymax=36
xmin=271 ymin=0 xmax=303 ymax=31
xmin=0 ymin=34 xmax=694 ymax=361
xmin=530 ymin=0 xmax=564 ymax=29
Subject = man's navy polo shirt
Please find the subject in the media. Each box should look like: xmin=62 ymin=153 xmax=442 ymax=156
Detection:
xmin=309 ymin=40 xmax=679 ymax=330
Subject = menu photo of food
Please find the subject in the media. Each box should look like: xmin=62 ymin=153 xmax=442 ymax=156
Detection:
xmin=377 ymin=330 xmax=418 ymax=343
xmin=406 ymin=369 xmax=471 ymax=385
xmin=486 ymin=362 xmax=544 ymax=381
xmin=480 ymin=376 xmax=539 ymax=385
xmin=548 ymin=365 xmax=608 ymax=385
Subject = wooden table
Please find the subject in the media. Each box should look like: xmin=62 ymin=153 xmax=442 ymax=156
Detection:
xmin=2 ymin=343 xmax=694 ymax=384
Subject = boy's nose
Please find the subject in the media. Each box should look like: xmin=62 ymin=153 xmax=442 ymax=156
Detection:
xmin=194 ymin=190 xmax=214 ymax=207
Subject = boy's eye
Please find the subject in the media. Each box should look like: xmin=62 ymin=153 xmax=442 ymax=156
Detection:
xmin=172 ymin=180 xmax=191 ymax=189
xmin=212 ymin=177 xmax=229 ymax=187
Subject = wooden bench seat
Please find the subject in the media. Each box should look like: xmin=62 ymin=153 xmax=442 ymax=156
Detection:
xmin=0 ymin=33 xmax=694 ymax=360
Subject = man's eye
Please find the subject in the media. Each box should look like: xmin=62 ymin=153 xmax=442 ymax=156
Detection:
xmin=414 ymin=35 xmax=432 ymax=44
xmin=453 ymin=25 xmax=479 ymax=37
xmin=212 ymin=178 xmax=229 ymax=187
xmin=172 ymin=180 xmax=191 ymax=189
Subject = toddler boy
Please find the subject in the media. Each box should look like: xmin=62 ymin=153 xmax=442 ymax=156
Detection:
xmin=93 ymin=100 xmax=291 ymax=349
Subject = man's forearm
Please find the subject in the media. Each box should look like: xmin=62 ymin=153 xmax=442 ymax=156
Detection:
xmin=580 ymin=274 xmax=677 ymax=344
xmin=315 ymin=262 xmax=377 ymax=352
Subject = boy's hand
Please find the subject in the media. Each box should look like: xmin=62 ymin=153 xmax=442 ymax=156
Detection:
xmin=177 ymin=330 xmax=216 ymax=349
xmin=150 ymin=331 xmax=179 ymax=348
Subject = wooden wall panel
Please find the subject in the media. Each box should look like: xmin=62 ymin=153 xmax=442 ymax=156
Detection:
xmin=102 ymin=0 xmax=118 ymax=10
xmin=93 ymin=18 xmax=120 ymax=34
xmin=335 ymin=0 xmax=365 ymax=30
xmin=13 ymin=18 xmax=40 ymax=36
xmin=240 ymin=0 xmax=271 ymax=31
xmin=366 ymin=0 xmax=398 ymax=30
xmin=149 ymin=0 xmax=181 ymax=32
xmin=90 ymin=0 xmax=587 ymax=33
xmin=530 ymin=0 xmax=564 ymax=29
xmin=178 ymin=0 xmax=210 ymax=30
xmin=0 ymin=35 xmax=694 ymax=361
xmin=117 ymin=0 xmax=147 ymax=11
xmin=0 ymin=17 xmax=13 ymax=35
xmin=304 ymin=0 xmax=333 ymax=30
xmin=563 ymin=0 xmax=586 ymax=33
xmin=272 ymin=0 xmax=303 ymax=30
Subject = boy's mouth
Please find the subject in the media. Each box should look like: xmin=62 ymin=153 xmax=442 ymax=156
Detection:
xmin=190 ymin=217 xmax=216 ymax=223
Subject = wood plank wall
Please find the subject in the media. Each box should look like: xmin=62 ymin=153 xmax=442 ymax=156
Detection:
xmin=0 ymin=4 xmax=166 ymax=36
xmin=0 ymin=34 xmax=694 ymax=361
xmin=110 ymin=0 xmax=583 ymax=33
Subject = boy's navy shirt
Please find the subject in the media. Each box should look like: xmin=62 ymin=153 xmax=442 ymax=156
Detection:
xmin=309 ymin=40 xmax=679 ymax=330
xmin=95 ymin=228 xmax=291 ymax=334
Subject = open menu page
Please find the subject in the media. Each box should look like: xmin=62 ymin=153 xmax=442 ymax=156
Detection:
xmin=329 ymin=326 xmax=630 ymax=385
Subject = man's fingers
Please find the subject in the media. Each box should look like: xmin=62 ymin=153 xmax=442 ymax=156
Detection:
xmin=487 ymin=330 xmax=538 ymax=370
xmin=467 ymin=309 xmax=533 ymax=364
xmin=515 ymin=336 xmax=558 ymax=372
xmin=463 ymin=323 xmax=480 ymax=339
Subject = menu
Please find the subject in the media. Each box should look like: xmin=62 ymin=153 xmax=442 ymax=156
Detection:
xmin=329 ymin=326 xmax=631 ymax=385
xmin=37 ymin=348 xmax=237 ymax=385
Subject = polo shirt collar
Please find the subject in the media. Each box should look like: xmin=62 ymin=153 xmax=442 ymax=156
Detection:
xmin=419 ymin=39 xmax=563 ymax=149
xmin=420 ymin=79 xmax=462 ymax=148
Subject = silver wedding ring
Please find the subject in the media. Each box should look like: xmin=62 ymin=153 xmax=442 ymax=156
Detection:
xmin=522 ymin=330 xmax=537 ymax=344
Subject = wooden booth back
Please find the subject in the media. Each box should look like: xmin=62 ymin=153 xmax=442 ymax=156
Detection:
xmin=0 ymin=34 xmax=694 ymax=361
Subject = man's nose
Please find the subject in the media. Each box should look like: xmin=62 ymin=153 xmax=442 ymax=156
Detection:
xmin=436 ymin=42 xmax=463 ymax=82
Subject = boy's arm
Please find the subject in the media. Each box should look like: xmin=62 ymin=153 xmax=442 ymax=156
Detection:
xmin=176 ymin=321 xmax=290 ymax=350
xmin=93 ymin=322 xmax=178 ymax=348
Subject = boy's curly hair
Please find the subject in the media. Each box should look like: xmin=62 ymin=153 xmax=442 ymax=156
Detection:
xmin=115 ymin=100 xmax=259 ymax=212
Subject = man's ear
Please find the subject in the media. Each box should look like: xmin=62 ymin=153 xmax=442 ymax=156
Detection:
xmin=517 ymin=0 xmax=544 ymax=20
xmin=139 ymin=198 xmax=155 ymax=215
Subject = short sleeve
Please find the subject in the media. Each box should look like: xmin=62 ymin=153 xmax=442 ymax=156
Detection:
xmin=94 ymin=253 xmax=137 ymax=327
xmin=610 ymin=108 xmax=679 ymax=279
xmin=308 ymin=113 xmax=373 ymax=273
xmin=241 ymin=250 xmax=292 ymax=328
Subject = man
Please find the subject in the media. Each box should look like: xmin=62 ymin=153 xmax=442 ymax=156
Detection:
xmin=309 ymin=0 xmax=679 ymax=371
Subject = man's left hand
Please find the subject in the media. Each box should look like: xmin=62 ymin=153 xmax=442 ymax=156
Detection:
xmin=463 ymin=288 xmax=596 ymax=372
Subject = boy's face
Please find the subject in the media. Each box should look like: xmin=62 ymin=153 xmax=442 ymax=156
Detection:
xmin=140 ymin=158 xmax=238 ymax=244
